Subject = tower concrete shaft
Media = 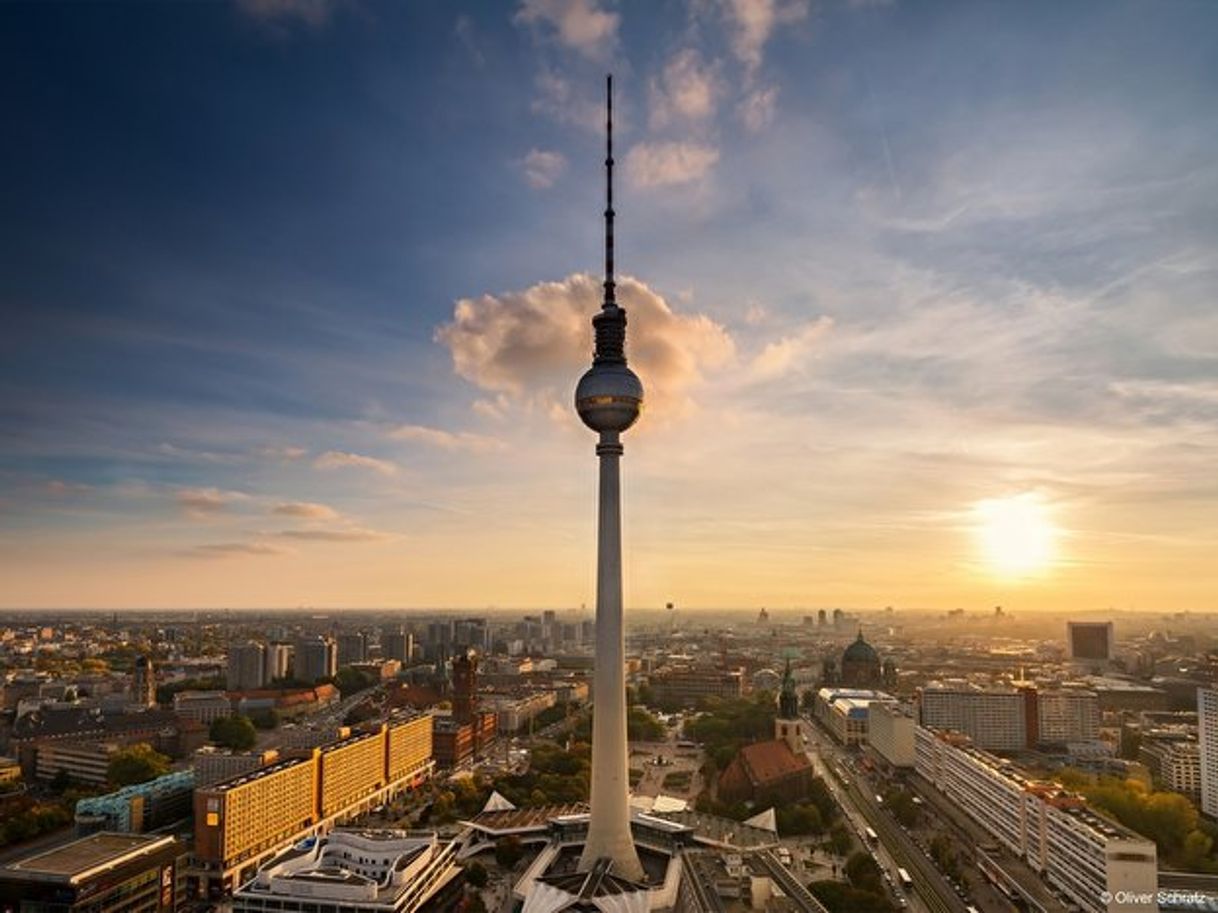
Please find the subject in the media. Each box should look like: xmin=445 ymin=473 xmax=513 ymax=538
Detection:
xmin=578 ymin=432 xmax=643 ymax=880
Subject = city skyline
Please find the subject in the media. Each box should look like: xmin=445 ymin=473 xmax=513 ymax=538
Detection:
xmin=3 ymin=1 xmax=1218 ymax=611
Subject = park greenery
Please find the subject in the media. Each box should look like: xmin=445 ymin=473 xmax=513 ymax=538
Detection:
xmin=210 ymin=715 xmax=258 ymax=751
xmin=570 ymin=706 xmax=666 ymax=743
xmin=808 ymin=851 xmax=895 ymax=913
xmin=882 ymin=788 xmax=921 ymax=828
xmin=683 ymin=692 xmax=777 ymax=770
xmin=0 ymin=799 xmax=72 ymax=849
xmin=1058 ymin=769 xmax=1218 ymax=872
xmin=107 ymin=742 xmax=172 ymax=787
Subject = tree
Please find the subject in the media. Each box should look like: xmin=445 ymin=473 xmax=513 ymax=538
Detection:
xmin=107 ymin=743 xmax=171 ymax=787
xmin=210 ymin=715 xmax=257 ymax=751
xmin=809 ymin=881 xmax=894 ymax=913
xmin=495 ymin=835 xmax=525 ymax=868
xmin=249 ymin=708 xmax=279 ymax=730
xmin=827 ymin=822 xmax=853 ymax=856
xmin=845 ymin=852 xmax=884 ymax=894
xmin=465 ymin=861 xmax=489 ymax=888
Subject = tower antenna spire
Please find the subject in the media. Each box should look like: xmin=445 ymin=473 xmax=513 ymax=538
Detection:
xmin=603 ymin=73 xmax=615 ymax=309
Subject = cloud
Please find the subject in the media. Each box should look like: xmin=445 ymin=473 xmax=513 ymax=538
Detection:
xmin=192 ymin=541 xmax=288 ymax=558
xmin=649 ymin=49 xmax=722 ymax=128
xmin=44 ymin=480 xmax=91 ymax=496
xmin=234 ymin=0 xmax=335 ymax=27
xmin=272 ymin=501 xmax=340 ymax=520
xmin=454 ymin=15 xmax=485 ymax=67
xmin=436 ymin=273 xmax=735 ymax=418
xmin=515 ymin=0 xmax=619 ymax=59
xmin=748 ymin=317 xmax=834 ymax=380
xmin=278 ymin=527 xmax=390 ymax=542
xmin=530 ymin=68 xmax=606 ymax=132
xmin=721 ymin=0 xmax=809 ymax=73
xmin=176 ymin=487 xmax=249 ymax=516
xmin=387 ymin=424 xmax=506 ymax=453
xmin=625 ymin=142 xmax=720 ymax=188
xmin=257 ymin=445 xmax=308 ymax=462
xmin=313 ymin=450 xmax=397 ymax=476
xmin=519 ymin=149 xmax=568 ymax=189
xmin=738 ymin=84 xmax=779 ymax=132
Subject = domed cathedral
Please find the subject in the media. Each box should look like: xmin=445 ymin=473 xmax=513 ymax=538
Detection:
xmin=840 ymin=631 xmax=884 ymax=688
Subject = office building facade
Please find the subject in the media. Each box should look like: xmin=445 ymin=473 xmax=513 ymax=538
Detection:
xmin=916 ymin=727 xmax=1157 ymax=913
xmin=193 ymin=714 xmax=434 ymax=897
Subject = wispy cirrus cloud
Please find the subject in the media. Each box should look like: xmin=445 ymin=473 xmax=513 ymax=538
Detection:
xmin=649 ymin=49 xmax=722 ymax=128
xmin=176 ymin=487 xmax=249 ymax=516
xmin=272 ymin=500 xmax=340 ymax=520
xmin=277 ymin=526 xmax=390 ymax=542
xmin=191 ymin=541 xmax=289 ymax=558
xmin=514 ymin=0 xmax=618 ymax=60
xmin=313 ymin=450 xmax=397 ymax=476
xmin=519 ymin=149 xmax=567 ymax=189
xmin=625 ymin=142 xmax=720 ymax=188
xmin=387 ymin=424 xmax=506 ymax=454
xmin=721 ymin=0 xmax=809 ymax=74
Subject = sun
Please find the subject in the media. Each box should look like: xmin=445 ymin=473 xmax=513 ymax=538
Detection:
xmin=973 ymin=492 xmax=1058 ymax=577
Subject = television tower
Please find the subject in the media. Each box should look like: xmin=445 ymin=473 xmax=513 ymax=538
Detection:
xmin=575 ymin=74 xmax=644 ymax=881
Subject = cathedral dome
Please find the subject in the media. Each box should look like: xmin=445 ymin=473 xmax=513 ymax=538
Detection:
xmin=842 ymin=633 xmax=878 ymax=665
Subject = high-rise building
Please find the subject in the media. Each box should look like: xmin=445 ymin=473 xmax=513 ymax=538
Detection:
xmin=382 ymin=627 xmax=413 ymax=664
xmin=264 ymin=642 xmax=292 ymax=683
xmin=1200 ymin=687 xmax=1218 ymax=818
xmin=451 ymin=651 xmax=477 ymax=725
xmin=917 ymin=683 xmax=1028 ymax=750
xmin=1036 ymin=689 xmax=1100 ymax=744
xmin=336 ymin=632 xmax=367 ymax=667
xmin=1067 ymin=621 xmax=1115 ymax=662
xmin=132 ymin=655 xmax=156 ymax=707
xmin=572 ymin=75 xmax=643 ymax=881
xmin=228 ymin=642 xmax=267 ymax=691
xmin=295 ymin=636 xmax=336 ymax=683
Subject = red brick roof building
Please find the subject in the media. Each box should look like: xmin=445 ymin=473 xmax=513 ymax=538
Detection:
xmin=717 ymin=738 xmax=816 ymax=805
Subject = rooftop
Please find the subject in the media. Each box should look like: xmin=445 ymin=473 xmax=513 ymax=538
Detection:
xmin=3 ymin=833 xmax=176 ymax=883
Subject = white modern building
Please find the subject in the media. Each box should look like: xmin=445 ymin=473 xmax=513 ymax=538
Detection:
xmin=231 ymin=830 xmax=461 ymax=913
xmin=916 ymin=726 xmax=1157 ymax=913
xmin=815 ymin=688 xmax=896 ymax=746
xmin=918 ymin=682 xmax=1028 ymax=750
xmin=1200 ymin=687 xmax=1218 ymax=818
xmin=868 ymin=701 xmax=916 ymax=767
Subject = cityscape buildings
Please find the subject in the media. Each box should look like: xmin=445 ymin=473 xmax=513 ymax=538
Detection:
xmin=916 ymin=726 xmax=1158 ymax=913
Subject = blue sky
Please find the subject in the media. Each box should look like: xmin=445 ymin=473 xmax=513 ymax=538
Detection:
xmin=2 ymin=0 xmax=1217 ymax=610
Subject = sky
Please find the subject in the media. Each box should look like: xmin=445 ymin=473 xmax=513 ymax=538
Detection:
xmin=1 ymin=0 xmax=1217 ymax=612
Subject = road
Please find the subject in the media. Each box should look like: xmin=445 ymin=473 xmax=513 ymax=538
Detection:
xmin=801 ymin=718 xmax=969 ymax=913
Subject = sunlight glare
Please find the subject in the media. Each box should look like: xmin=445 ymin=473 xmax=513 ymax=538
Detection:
xmin=973 ymin=492 xmax=1058 ymax=577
